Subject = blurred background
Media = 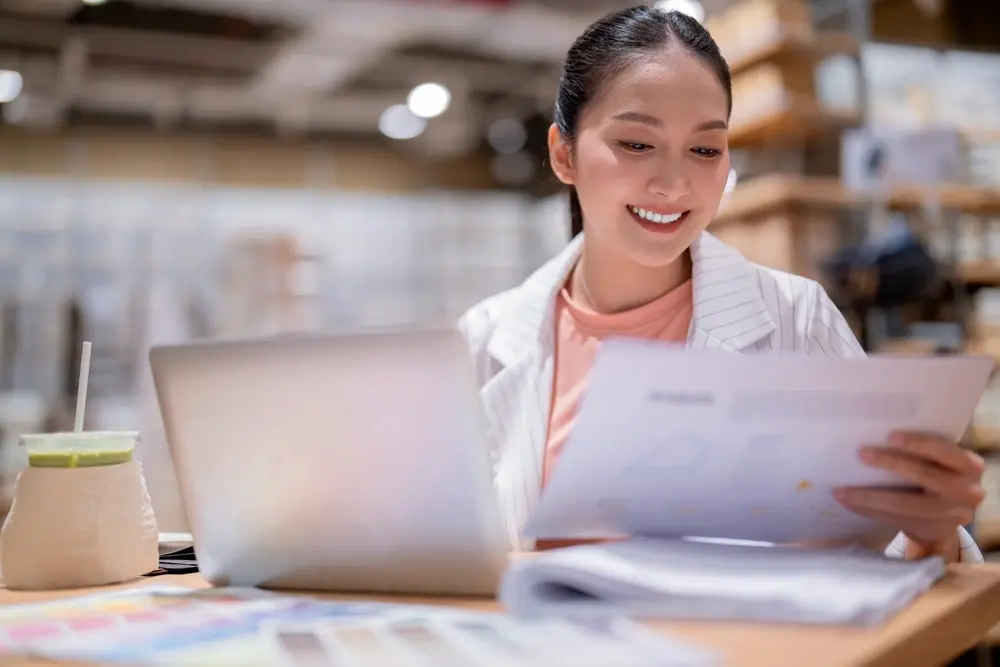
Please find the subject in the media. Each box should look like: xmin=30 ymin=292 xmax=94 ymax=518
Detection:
xmin=0 ymin=0 xmax=999 ymax=547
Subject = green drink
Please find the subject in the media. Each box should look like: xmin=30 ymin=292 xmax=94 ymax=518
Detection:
xmin=23 ymin=431 xmax=139 ymax=469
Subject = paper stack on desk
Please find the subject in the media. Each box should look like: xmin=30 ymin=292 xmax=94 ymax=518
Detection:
xmin=499 ymin=538 xmax=947 ymax=627
xmin=504 ymin=340 xmax=988 ymax=627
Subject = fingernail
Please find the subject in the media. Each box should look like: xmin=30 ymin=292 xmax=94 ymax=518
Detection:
xmin=833 ymin=489 xmax=849 ymax=502
xmin=859 ymin=447 xmax=877 ymax=463
xmin=889 ymin=432 xmax=906 ymax=447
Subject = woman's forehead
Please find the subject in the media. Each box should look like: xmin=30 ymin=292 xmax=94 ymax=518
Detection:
xmin=586 ymin=49 xmax=729 ymax=124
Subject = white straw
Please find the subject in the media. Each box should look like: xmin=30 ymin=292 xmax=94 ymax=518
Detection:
xmin=74 ymin=341 xmax=92 ymax=433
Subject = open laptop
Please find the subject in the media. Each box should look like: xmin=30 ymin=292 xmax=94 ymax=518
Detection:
xmin=149 ymin=328 xmax=508 ymax=596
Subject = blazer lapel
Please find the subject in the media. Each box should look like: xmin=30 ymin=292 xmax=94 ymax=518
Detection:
xmin=480 ymin=237 xmax=583 ymax=550
xmin=688 ymin=233 xmax=775 ymax=352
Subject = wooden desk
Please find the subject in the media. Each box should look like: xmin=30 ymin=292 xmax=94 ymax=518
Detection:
xmin=2 ymin=566 xmax=1000 ymax=667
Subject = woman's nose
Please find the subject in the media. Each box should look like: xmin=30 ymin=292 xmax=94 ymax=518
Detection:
xmin=648 ymin=168 xmax=691 ymax=200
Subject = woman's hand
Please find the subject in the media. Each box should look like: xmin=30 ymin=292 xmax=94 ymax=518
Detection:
xmin=834 ymin=431 xmax=986 ymax=560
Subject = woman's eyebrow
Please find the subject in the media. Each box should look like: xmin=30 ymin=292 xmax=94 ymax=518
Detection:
xmin=610 ymin=112 xmax=728 ymax=132
xmin=694 ymin=119 xmax=728 ymax=131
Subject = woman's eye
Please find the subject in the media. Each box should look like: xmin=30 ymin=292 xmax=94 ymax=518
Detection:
xmin=619 ymin=142 xmax=651 ymax=153
xmin=692 ymin=147 xmax=722 ymax=158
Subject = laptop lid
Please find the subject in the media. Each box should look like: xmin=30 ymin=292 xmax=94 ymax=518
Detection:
xmin=149 ymin=328 xmax=508 ymax=596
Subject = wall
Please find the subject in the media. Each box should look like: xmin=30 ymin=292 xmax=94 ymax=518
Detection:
xmin=0 ymin=126 xmax=501 ymax=191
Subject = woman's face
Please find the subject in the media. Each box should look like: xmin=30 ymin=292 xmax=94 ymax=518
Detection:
xmin=549 ymin=48 xmax=731 ymax=268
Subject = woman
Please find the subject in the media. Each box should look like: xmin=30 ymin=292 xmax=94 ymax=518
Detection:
xmin=460 ymin=6 xmax=985 ymax=561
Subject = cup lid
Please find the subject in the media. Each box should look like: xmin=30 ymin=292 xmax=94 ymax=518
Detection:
xmin=21 ymin=431 xmax=140 ymax=451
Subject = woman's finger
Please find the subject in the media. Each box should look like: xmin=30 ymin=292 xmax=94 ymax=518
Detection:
xmin=888 ymin=431 xmax=985 ymax=476
xmin=860 ymin=447 xmax=985 ymax=507
xmin=834 ymin=488 xmax=975 ymax=526
xmin=834 ymin=503 xmax=960 ymax=545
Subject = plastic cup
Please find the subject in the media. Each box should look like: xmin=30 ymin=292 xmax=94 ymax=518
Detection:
xmin=22 ymin=431 xmax=139 ymax=469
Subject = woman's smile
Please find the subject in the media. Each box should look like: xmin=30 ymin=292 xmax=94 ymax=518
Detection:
xmin=627 ymin=205 xmax=690 ymax=234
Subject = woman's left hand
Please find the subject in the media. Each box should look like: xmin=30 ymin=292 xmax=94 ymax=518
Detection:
xmin=834 ymin=431 xmax=986 ymax=559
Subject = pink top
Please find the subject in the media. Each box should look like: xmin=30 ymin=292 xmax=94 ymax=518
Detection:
xmin=536 ymin=278 xmax=693 ymax=550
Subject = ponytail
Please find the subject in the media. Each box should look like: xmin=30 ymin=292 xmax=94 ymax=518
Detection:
xmin=568 ymin=186 xmax=583 ymax=239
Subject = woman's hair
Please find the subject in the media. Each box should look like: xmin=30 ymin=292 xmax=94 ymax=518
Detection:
xmin=553 ymin=6 xmax=732 ymax=237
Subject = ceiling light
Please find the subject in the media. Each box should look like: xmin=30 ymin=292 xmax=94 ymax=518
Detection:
xmin=406 ymin=82 xmax=450 ymax=119
xmin=655 ymin=0 xmax=705 ymax=23
xmin=82 ymin=0 xmax=110 ymax=6
xmin=379 ymin=104 xmax=426 ymax=140
xmin=0 ymin=71 xmax=23 ymax=105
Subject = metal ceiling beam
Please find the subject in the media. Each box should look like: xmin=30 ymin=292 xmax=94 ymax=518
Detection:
xmin=0 ymin=1 xmax=581 ymax=133
xmin=0 ymin=16 xmax=277 ymax=72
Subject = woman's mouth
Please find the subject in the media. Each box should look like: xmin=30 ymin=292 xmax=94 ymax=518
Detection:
xmin=627 ymin=205 xmax=690 ymax=234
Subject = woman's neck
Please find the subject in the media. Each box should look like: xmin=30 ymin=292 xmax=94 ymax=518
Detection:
xmin=570 ymin=238 xmax=692 ymax=315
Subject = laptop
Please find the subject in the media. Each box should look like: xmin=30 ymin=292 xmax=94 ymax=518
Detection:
xmin=149 ymin=329 xmax=509 ymax=596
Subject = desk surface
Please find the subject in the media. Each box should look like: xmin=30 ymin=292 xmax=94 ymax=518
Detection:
xmin=1 ymin=566 xmax=1000 ymax=667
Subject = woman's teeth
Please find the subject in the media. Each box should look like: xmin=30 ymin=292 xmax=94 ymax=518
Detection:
xmin=629 ymin=206 xmax=684 ymax=224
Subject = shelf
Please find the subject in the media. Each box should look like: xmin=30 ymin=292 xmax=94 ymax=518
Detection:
xmin=965 ymin=337 xmax=1000 ymax=365
xmin=713 ymin=174 xmax=852 ymax=225
xmin=960 ymin=262 xmax=1000 ymax=286
xmin=715 ymin=175 xmax=1000 ymax=226
xmin=886 ymin=185 xmax=1000 ymax=215
xmin=729 ymin=99 xmax=859 ymax=149
xmin=725 ymin=32 xmax=860 ymax=76
xmin=877 ymin=339 xmax=941 ymax=356
xmin=978 ymin=517 xmax=1000 ymax=553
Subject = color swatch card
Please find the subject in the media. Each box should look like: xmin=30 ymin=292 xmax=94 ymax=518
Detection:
xmin=0 ymin=586 xmax=405 ymax=663
xmin=264 ymin=613 xmax=717 ymax=667
xmin=0 ymin=586 xmax=717 ymax=666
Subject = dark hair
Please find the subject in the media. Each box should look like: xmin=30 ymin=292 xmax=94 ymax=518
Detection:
xmin=554 ymin=6 xmax=732 ymax=237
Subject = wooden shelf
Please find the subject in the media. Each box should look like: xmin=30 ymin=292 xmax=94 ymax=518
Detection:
xmin=877 ymin=339 xmax=941 ymax=356
xmin=965 ymin=339 xmax=1000 ymax=367
xmin=978 ymin=518 xmax=1000 ymax=552
xmin=960 ymin=261 xmax=1000 ymax=286
xmin=886 ymin=185 xmax=1000 ymax=215
xmin=729 ymin=99 xmax=859 ymax=149
xmin=965 ymin=130 xmax=1000 ymax=143
xmin=725 ymin=32 xmax=860 ymax=76
xmin=715 ymin=175 xmax=1000 ymax=226
xmin=713 ymin=174 xmax=853 ymax=225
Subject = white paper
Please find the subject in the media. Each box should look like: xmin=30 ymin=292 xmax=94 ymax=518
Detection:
xmin=525 ymin=340 xmax=993 ymax=545
xmin=499 ymin=538 xmax=946 ymax=627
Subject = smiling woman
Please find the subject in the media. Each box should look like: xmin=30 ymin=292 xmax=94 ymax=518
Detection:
xmin=550 ymin=7 xmax=731 ymax=313
xmin=457 ymin=4 xmax=987 ymax=565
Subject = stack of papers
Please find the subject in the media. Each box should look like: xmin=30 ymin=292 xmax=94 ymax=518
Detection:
xmin=506 ymin=341 xmax=985 ymax=627
xmin=500 ymin=539 xmax=947 ymax=627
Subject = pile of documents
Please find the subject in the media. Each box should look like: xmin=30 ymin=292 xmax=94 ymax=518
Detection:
xmin=500 ymin=538 xmax=947 ymax=626
xmin=506 ymin=341 xmax=990 ymax=626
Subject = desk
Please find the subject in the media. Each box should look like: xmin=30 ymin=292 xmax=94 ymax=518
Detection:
xmin=1 ymin=566 xmax=1000 ymax=667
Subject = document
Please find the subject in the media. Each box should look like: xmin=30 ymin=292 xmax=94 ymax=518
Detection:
xmin=524 ymin=340 xmax=993 ymax=545
xmin=499 ymin=538 xmax=947 ymax=626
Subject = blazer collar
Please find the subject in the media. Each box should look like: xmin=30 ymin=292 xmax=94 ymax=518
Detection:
xmin=486 ymin=232 xmax=775 ymax=367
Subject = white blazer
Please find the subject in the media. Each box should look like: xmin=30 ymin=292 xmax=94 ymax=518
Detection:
xmin=459 ymin=232 xmax=983 ymax=561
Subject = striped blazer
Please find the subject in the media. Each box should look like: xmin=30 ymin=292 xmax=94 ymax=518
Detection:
xmin=459 ymin=232 xmax=983 ymax=562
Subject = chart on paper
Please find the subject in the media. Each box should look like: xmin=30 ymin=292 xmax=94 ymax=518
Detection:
xmin=525 ymin=340 xmax=993 ymax=545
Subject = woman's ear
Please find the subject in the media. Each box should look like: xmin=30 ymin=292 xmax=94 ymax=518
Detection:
xmin=547 ymin=124 xmax=575 ymax=186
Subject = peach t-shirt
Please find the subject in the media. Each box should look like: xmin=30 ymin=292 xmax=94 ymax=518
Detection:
xmin=536 ymin=278 xmax=693 ymax=549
